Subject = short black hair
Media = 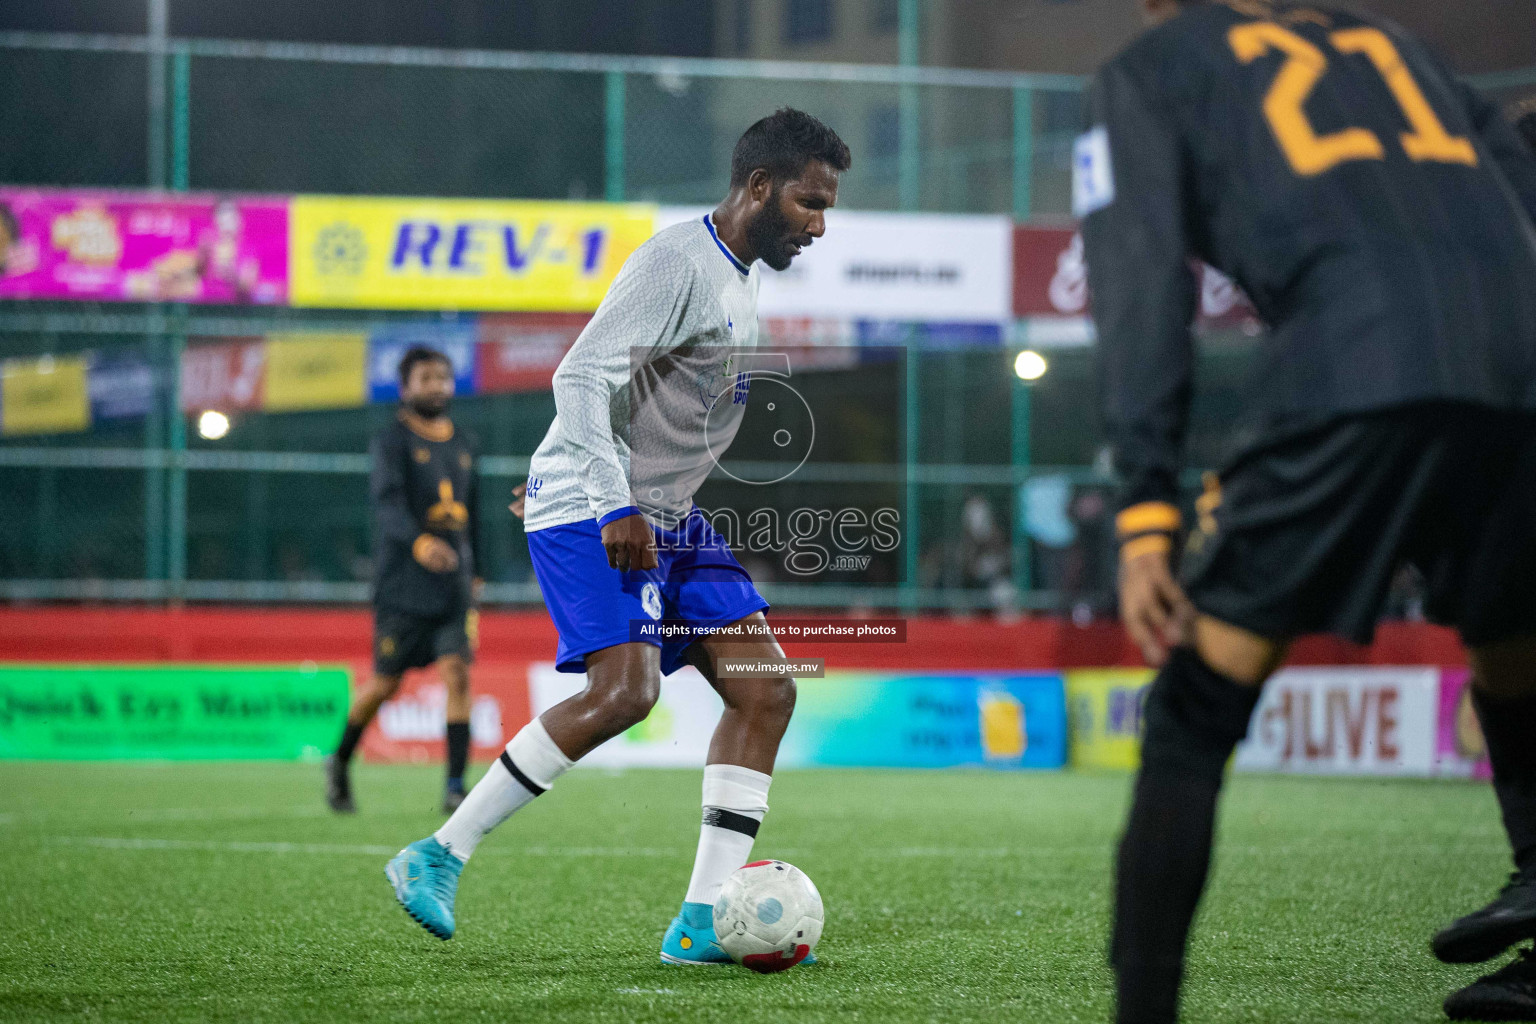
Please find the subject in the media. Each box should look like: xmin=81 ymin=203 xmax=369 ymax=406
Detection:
xmin=729 ymin=108 xmax=851 ymax=189
xmin=398 ymin=345 xmax=451 ymax=385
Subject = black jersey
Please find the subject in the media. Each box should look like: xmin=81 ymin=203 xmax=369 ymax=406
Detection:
xmin=1082 ymin=0 xmax=1536 ymax=513
xmin=370 ymin=410 xmax=479 ymax=618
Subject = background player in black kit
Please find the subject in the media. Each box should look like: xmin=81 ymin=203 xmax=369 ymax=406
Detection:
xmin=1079 ymin=1 xmax=1536 ymax=1021
xmin=326 ymin=347 xmax=481 ymax=815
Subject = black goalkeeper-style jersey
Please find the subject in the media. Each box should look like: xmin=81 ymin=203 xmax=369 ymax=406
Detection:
xmin=1081 ymin=0 xmax=1536 ymax=514
xmin=371 ymin=410 xmax=479 ymax=618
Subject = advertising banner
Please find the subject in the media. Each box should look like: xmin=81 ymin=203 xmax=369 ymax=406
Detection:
xmin=289 ymin=197 xmax=655 ymax=311
xmin=1013 ymin=226 xmax=1259 ymax=328
xmin=532 ymin=665 xmax=1066 ymax=770
xmin=1065 ymin=668 xmax=1153 ymax=770
xmin=1234 ymin=667 xmax=1440 ymax=776
xmin=781 ymin=673 xmax=1067 ymax=769
xmin=530 ymin=662 xmax=722 ymax=768
xmin=261 ymin=333 xmax=368 ymax=412
xmin=360 ymin=660 xmax=533 ymax=765
xmin=180 ymin=338 xmax=267 ymax=413
xmin=0 ymin=664 xmax=348 ymax=759
xmin=476 ymin=313 xmax=591 ymax=394
xmin=1 ymin=355 xmax=91 ymax=436
xmin=367 ymin=322 xmax=477 ymax=402
xmin=88 ymin=352 xmax=156 ymax=421
xmin=1435 ymin=668 xmax=1492 ymax=779
xmin=0 ymin=188 xmax=287 ymax=305
xmin=658 ymin=207 xmax=1013 ymax=323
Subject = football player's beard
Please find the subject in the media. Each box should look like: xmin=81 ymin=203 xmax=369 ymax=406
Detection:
xmin=746 ymin=189 xmax=795 ymax=272
xmin=409 ymin=396 xmax=449 ymax=419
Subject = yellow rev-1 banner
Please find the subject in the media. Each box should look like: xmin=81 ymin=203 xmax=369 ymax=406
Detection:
xmin=289 ymin=197 xmax=656 ymax=311
xmin=1 ymin=356 xmax=90 ymax=436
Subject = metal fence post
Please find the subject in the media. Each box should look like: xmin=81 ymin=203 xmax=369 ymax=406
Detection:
xmin=143 ymin=0 xmax=170 ymax=586
xmin=903 ymin=333 xmax=921 ymax=604
xmin=167 ymin=326 xmax=187 ymax=597
xmin=1011 ymin=366 xmax=1033 ymax=598
xmin=605 ymin=70 xmax=625 ymax=202
xmin=146 ymin=0 xmax=168 ymax=190
xmin=1012 ymin=86 xmax=1035 ymax=600
xmin=1012 ymin=85 xmax=1034 ymax=222
xmin=898 ymin=0 xmax=920 ymax=211
xmin=166 ymin=50 xmax=191 ymax=598
xmin=172 ymin=47 xmax=190 ymax=190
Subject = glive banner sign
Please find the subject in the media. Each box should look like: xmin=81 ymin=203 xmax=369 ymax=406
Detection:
xmin=289 ymin=197 xmax=656 ymax=311
xmin=0 ymin=664 xmax=348 ymax=759
xmin=530 ymin=664 xmax=1066 ymax=770
xmin=1234 ymin=667 xmax=1440 ymax=776
xmin=658 ymin=207 xmax=1013 ymax=323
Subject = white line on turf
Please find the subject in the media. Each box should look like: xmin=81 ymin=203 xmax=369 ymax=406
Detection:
xmin=616 ymin=988 xmax=679 ymax=995
xmin=45 ymin=837 xmax=687 ymax=857
xmin=41 ymin=836 xmax=1503 ymax=860
xmin=0 ymin=805 xmax=333 ymax=824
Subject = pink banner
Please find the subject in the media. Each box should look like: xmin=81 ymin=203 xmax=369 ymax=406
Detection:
xmin=1436 ymin=668 xmax=1492 ymax=779
xmin=0 ymin=188 xmax=288 ymax=305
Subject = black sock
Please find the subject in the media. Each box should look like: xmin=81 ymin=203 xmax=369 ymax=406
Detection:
xmin=335 ymin=721 xmax=366 ymax=764
xmin=1472 ymin=688 xmax=1536 ymax=875
xmin=446 ymin=721 xmax=470 ymax=789
xmin=1113 ymin=648 xmax=1263 ymax=1024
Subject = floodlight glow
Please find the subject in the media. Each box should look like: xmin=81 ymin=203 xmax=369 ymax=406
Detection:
xmin=198 ymin=410 xmax=231 ymax=440
xmin=1014 ymin=350 xmax=1048 ymax=381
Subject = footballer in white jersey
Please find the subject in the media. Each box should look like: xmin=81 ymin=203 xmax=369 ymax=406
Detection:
xmin=387 ymin=109 xmax=850 ymax=970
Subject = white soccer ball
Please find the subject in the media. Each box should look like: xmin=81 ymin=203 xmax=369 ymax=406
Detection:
xmin=713 ymin=860 xmax=823 ymax=972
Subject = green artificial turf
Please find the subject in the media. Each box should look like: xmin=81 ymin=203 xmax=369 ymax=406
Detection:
xmin=0 ymin=762 xmax=1514 ymax=1023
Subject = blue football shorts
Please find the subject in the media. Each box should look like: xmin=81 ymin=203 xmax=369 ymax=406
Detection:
xmin=526 ymin=509 xmax=769 ymax=675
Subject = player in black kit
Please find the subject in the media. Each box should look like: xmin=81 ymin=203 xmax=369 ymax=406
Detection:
xmin=1079 ymin=1 xmax=1536 ymax=1021
xmin=326 ymin=347 xmax=481 ymax=815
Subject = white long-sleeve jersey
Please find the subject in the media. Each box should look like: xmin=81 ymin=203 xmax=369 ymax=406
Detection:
xmin=522 ymin=215 xmax=762 ymax=533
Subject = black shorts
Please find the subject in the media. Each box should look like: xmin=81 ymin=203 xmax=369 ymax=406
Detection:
xmin=373 ymin=607 xmax=477 ymax=677
xmin=1182 ymin=403 xmax=1536 ymax=647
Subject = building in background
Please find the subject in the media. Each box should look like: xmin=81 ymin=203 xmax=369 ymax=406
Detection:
xmin=719 ymin=0 xmax=1536 ymax=75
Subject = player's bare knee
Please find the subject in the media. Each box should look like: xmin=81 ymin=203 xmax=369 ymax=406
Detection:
xmin=594 ymin=676 xmax=661 ymax=730
xmin=753 ymin=675 xmax=797 ymax=725
xmin=1469 ymin=634 xmax=1536 ymax=700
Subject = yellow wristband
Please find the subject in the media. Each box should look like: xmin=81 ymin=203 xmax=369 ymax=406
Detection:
xmin=1115 ymin=501 xmax=1182 ymax=540
xmin=1121 ymin=533 xmax=1173 ymax=562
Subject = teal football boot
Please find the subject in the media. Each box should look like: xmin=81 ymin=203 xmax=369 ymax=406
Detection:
xmin=385 ymin=836 xmax=463 ymax=940
xmin=660 ymin=901 xmax=731 ymax=965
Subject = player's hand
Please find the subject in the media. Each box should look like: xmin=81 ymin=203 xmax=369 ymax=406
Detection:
xmin=414 ymin=534 xmax=460 ymax=573
xmin=600 ymin=514 xmax=657 ymax=573
xmin=508 ymin=483 xmax=526 ymax=521
xmin=1119 ymin=544 xmax=1194 ymax=667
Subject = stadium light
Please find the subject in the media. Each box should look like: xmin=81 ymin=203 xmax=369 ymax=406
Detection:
xmin=198 ymin=410 xmax=232 ymax=440
xmin=1014 ymin=350 xmax=1048 ymax=381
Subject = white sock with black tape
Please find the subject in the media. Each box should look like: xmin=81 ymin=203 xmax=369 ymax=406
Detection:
xmin=434 ymin=717 xmax=572 ymax=862
xmin=682 ymin=763 xmax=772 ymax=906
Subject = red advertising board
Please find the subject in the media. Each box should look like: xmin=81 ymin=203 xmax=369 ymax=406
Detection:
xmin=476 ymin=313 xmax=590 ymax=394
xmin=180 ymin=338 xmax=267 ymax=412
xmin=356 ymin=659 xmax=533 ymax=765
xmin=1012 ymin=225 xmax=1260 ymax=328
